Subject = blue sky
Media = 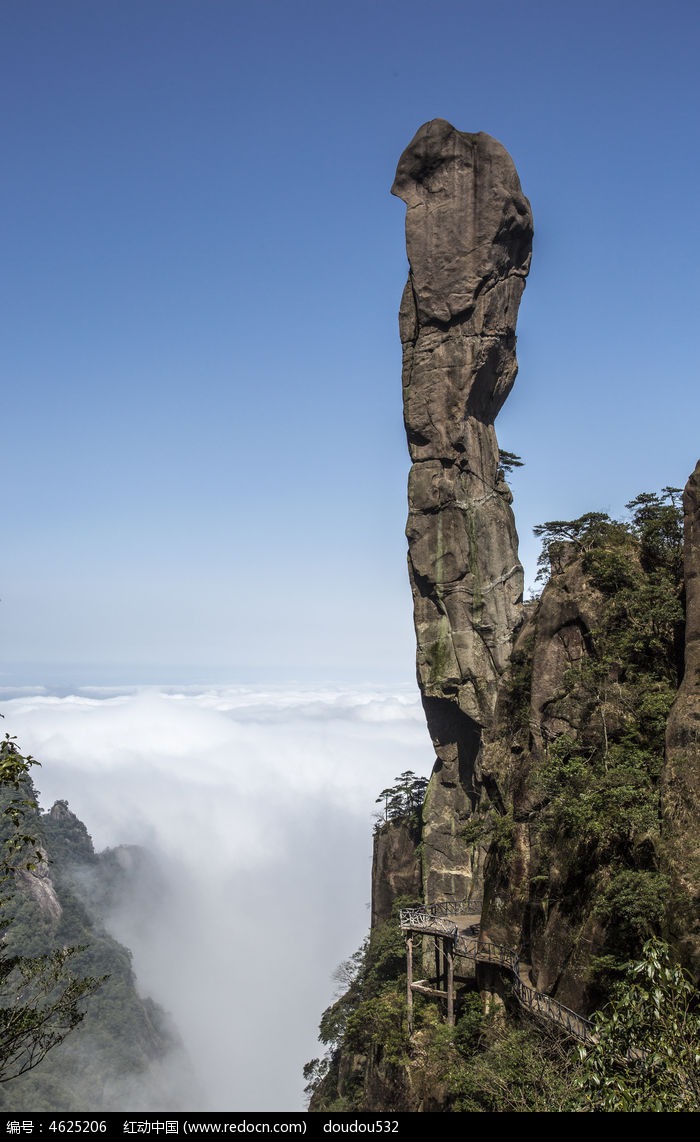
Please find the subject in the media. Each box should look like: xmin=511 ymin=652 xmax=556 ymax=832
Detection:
xmin=3 ymin=0 xmax=700 ymax=685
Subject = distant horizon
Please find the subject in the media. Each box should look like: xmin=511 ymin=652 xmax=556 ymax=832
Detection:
xmin=0 ymin=665 xmax=420 ymax=692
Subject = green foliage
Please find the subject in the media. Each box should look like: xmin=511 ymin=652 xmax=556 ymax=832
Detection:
xmin=0 ymin=736 xmax=104 ymax=1086
xmin=0 ymin=736 xmax=42 ymax=875
xmin=396 ymin=994 xmax=582 ymax=1112
xmin=40 ymin=802 xmax=97 ymax=868
xmin=302 ymin=1056 xmax=329 ymax=1103
xmin=374 ymin=771 xmax=428 ymax=830
xmin=533 ymin=512 xmax=628 ymax=582
xmin=318 ymin=943 xmax=366 ymax=1050
xmin=0 ymin=949 xmax=102 ymax=1084
xmin=500 ymin=632 xmax=535 ymax=736
xmin=0 ymin=818 xmax=182 ymax=1108
xmin=463 ymin=808 xmax=516 ymax=859
xmin=579 ymin=938 xmax=700 ymax=1111
xmin=497 ymin=450 xmax=524 ymax=476
xmin=317 ymin=902 xmax=409 ymax=1056
xmin=364 ymin=910 xmax=407 ymax=992
xmin=305 ymin=899 xmax=414 ymax=1110
xmin=527 ymin=487 xmax=685 ymax=973
xmin=592 ymin=870 xmax=668 ymax=970
xmin=344 ymin=990 xmax=407 ymax=1066
xmin=533 ymin=489 xmax=684 ymax=670
xmin=536 ymin=735 xmax=660 ymax=856
xmin=445 ymin=1019 xmax=581 ymax=1112
xmin=533 ymin=490 xmax=684 ymax=601
xmin=626 ymin=488 xmax=683 ymax=578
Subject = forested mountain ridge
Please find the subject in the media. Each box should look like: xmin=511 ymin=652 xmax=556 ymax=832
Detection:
xmin=0 ymin=785 xmax=197 ymax=1111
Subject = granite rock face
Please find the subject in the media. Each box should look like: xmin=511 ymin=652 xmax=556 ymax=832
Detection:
xmin=478 ymin=476 xmax=698 ymax=1009
xmin=664 ymin=461 xmax=700 ymax=976
xmin=392 ymin=120 xmax=532 ymax=902
xmin=370 ymin=819 xmax=422 ymax=929
xmin=478 ymin=562 xmax=611 ymax=1015
xmin=16 ymin=847 xmax=63 ymax=924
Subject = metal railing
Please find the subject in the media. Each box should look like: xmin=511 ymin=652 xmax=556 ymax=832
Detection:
xmin=399 ymin=901 xmax=594 ymax=1043
xmin=400 ymin=909 xmax=458 ymax=940
xmin=426 ymin=898 xmax=482 ymax=918
xmin=513 ymin=977 xmax=593 ymax=1042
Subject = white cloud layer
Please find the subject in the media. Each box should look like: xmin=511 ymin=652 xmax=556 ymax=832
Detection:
xmin=0 ymin=684 xmax=430 ymax=1111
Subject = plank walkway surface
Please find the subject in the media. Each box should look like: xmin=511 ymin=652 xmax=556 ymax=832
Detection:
xmin=399 ymin=900 xmax=594 ymax=1043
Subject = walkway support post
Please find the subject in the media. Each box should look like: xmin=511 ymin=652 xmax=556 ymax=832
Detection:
xmin=406 ymin=935 xmax=414 ymax=1034
xmin=398 ymin=901 xmax=594 ymax=1042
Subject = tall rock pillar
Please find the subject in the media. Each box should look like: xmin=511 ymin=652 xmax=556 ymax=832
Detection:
xmin=664 ymin=460 xmax=700 ymax=977
xmin=392 ymin=120 xmax=533 ymax=902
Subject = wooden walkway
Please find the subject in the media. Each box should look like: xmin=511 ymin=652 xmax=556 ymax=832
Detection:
xmin=399 ymin=900 xmax=594 ymax=1042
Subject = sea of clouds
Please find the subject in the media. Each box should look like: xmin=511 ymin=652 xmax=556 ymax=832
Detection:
xmin=0 ymin=683 xmax=430 ymax=1111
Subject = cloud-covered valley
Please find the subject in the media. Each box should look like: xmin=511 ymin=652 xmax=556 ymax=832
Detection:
xmin=0 ymin=684 xmax=429 ymax=1110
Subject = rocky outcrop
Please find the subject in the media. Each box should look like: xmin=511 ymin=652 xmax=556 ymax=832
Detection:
xmin=16 ymin=847 xmax=62 ymax=924
xmin=663 ymin=461 xmax=700 ymax=976
xmin=478 ymin=497 xmax=692 ymax=1012
xmin=479 ymin=559 xmax=611 ymax=1014
xmin=370 ymin=820 xmax=421 ymax=928
xmin=392 ymin=120 xmax=532 ymax=903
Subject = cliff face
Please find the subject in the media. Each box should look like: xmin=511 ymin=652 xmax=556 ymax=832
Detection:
xmin=478 ymin=556 xmax=616 ymax=1013
xmin=371 ymin=819 xmax=421 ymax=929
xmin=476 ymin=475 xmax=699 ymax=1009
xmin=391 ymin=120 xmax=532 ymax=903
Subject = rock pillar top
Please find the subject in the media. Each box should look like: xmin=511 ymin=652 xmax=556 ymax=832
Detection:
xmin=392 ymin=119 xmax=532 ymax=329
